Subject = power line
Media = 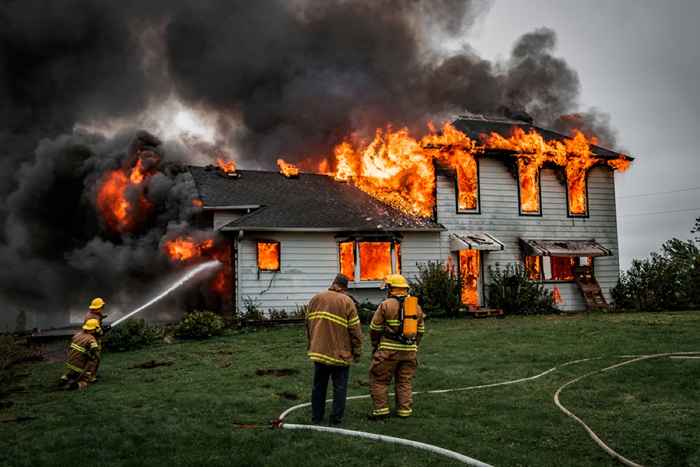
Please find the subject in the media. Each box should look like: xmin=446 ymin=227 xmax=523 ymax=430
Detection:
xmin=619 ymin=207 xmax=700 ymax=218
xmin=618 ymin=186 xmax=700 ymax=199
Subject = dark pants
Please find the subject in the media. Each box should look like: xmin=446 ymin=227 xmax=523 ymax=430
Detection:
xmin=311 ymin=362 xmax=349 ymax=424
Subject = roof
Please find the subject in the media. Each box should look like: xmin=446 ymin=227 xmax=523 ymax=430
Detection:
xmin=519 ymin=239 xmax=612 ymax=257
xmin=449 ymin=232 xmax=504 ymax=251
xmin=452 ymin=115 xmax=631 ymax=160
xmin=188 ymin=166 xmax=445 ymax=232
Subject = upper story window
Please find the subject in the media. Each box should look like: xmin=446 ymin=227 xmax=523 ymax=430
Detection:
xmin=566 ymin=167 xmax=590 ymax=217
xmin=257 ymin=240 xmax=280 ymax=271
xmin=525 ymin=255 xmax=593 ymax=282
xmin=338 ymin=239 xmax=401 ymax=282
xmin=455 ymin=157 xmax=480 ymax=214
xmin=517 ymin=160 xmax=542 ymax=216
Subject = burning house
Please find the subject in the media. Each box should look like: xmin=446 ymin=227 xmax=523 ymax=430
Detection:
xmin=188 ymin=114 xmax=632 ymax=314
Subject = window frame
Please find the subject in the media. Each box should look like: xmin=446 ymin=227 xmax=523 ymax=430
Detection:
xmin=256 ymin=239 xmax=281 ymax=272
xmin=524 ymin=255 xmax=594 ymax=283
xmin=454 ymin=158 xmax=481 ymax=215
xmin=516 ymin=163 xmax=543 ymax=217
xmin=337 ymin=236 xmax=402 ymax=285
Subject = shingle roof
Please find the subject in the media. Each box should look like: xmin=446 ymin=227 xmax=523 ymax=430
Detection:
xmin=452 ymin=115 xmax=631 ymax=160
xmin=188 ymin=166 xmax=444 ymax=232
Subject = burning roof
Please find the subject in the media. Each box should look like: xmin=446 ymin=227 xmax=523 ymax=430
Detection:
xmin=188 ymin=167 xmax=444 ymax=232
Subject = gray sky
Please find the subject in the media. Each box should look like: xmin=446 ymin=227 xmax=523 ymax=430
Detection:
xmin=466 ymin=0 xmax=700 ymax=268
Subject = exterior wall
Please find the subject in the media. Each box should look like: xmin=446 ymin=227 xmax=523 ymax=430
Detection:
xmin=235 ymin=231 xmax=441 ymax=314
xmin=435 ymin=158 xmax=620 ymax=311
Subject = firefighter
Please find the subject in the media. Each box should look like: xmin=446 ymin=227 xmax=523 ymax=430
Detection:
xmin=306 ymin=274 xmax=363 ymax=425
xmin=368 ymin=274 xmax=425 ymax=419
xmin=59 ymin=319 xmax=102 ymax=390
xmin=83 ymin=297 xmax=108 ymax=382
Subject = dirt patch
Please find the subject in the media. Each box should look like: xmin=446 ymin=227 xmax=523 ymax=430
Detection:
xmin=255 ymin=368 xmax=299 ymax=377
xmin=128 ymin=360 xmax=174 ymax=370
xmin=276 ymin=391 xmax=300 ymax=400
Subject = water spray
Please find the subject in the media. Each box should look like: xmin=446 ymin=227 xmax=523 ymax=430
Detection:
xmin=109 ymin=260 xmax=221 ymax=328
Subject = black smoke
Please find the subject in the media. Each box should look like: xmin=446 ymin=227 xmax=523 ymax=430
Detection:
xmin=0 ymin=0 xmax=620 ymax=327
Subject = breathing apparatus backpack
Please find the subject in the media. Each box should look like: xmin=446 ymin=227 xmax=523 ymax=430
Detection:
xmin=386 ymin=295 xmax=419 ymax=345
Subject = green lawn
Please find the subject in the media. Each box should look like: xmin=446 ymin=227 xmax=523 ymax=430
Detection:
xmin=2 ymin=311 xmax=699 ymax=467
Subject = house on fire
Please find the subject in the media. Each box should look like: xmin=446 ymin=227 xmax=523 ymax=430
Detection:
xmin=189 ymin=115 xmax=631 ymax=314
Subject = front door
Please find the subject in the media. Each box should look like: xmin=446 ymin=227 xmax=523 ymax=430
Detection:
xmin=459 ymin=249 xmax=480 ymax=308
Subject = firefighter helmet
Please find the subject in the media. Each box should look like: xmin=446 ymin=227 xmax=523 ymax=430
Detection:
xmin=384 ymin=274 xmax=409 ymax=289
xmin=82 ymin=319 xmax=101 ymax=332
xmin=89 ymin=297 xmax=105 ymax=310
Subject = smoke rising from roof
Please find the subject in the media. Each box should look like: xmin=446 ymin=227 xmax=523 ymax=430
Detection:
xmin=0 ymin=0 xmax=620 ymax=326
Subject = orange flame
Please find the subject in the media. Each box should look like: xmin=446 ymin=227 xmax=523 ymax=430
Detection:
xmin=217 ymin=158 xmax=237 ymax=174
xmin=358 ymin=242 xmax=392 ymax=281
xmin=192 ymin=198 xmax=204 ymax=207
xmin=525 ymin=256 xmax=542 ymax=280
xmin=459 ymin=249 xmax=480 ymax=307
xmin=257 ymin=241 xmax=280 ymax=270
xmin=96 ymin=157 xmax=154 ymax=233
xmin=163 ymin=236 xmax=229 ymax=296
xmin=339 ymin=241 xmax=355 ymax=280
xmin=276 ymin=158 xmax=300 ymax=177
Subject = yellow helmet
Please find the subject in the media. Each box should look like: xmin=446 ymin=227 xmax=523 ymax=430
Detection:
xmin=384 ymin=274 xmax=409 ymax=289
xmin=83 ymin=318 xmax=101 ymax=332
xmin=89 ymin=297 xmax=105 ymax=310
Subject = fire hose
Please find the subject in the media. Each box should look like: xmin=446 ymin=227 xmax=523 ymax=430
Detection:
xmin=274 ymin=352 xmax=700 ymax=466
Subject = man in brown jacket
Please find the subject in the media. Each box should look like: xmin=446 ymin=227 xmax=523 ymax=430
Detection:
xmin=60 ymin=319 xmax=102 ymax=390
xmin=83 ymin=297 xmax=108 ymax=382
xmin=306 ymin=274 xmax=362 ymax=425
xmin=369 ymin=274 xmax=425 ymax=419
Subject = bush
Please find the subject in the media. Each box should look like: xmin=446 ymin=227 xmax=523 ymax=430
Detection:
xmin=357 ymin=300 xmax=379 ymax=324
xmin=612 ymin=238 xmax=700 ymax=311
xmin=0 ymin=335 xmax=43 ymax=371
xmin=410 ymin=261 xmax=463 ymax=318
xmin=486 ymin=264 xmax=557 ymax=315
xmin=103 ymin=319 xmax=164 ymax=352
xmin=241 ymin=296 xmax=264 ymax=321
xmin=175 ymin=311 xmax=225 ymax=339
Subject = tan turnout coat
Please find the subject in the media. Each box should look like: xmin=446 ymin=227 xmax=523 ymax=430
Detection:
xmin=306 ymin=288 xmax=362 ymax=366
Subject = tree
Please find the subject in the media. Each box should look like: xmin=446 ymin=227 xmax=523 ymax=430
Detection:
xmin=693 ymin=216 xmax=700 ymax=243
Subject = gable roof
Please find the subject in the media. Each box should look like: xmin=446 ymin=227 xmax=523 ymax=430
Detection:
xmin=188 ymin=166 xmax=444 ymax=232
xmin=452 ymin=115 xmax=631 ymax=160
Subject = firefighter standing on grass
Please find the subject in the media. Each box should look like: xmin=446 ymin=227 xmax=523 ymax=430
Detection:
xmin=369 ymin=274 xmax=425 ymax=419
xmin=82 ymin=297 xmax=109 ymax=382
xmin=59 ymin=319 xmax=102 ymax=390
xmin=306 ymin=274 xmax=363 ymax=425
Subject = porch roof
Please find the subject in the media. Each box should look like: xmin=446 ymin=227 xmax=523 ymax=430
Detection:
xmin=519 ymin=239 xmax=612 ymax=257
xmin=449 ymin=232 xmax=505 ymax=251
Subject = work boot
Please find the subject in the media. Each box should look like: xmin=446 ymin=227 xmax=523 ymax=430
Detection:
xmin=329 ymin=417 xmax=343 ymax=426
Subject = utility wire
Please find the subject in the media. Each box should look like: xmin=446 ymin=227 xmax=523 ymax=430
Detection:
xmin=618 ymin=186 xmax=700 ymax=199
xmin=619 ymin=207 xmax=700 ymax=218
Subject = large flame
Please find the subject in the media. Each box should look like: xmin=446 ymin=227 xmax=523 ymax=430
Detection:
xmin=358 ymin=242 xmax=392 ymax=281
xmin=257 ymin=241 xmax=280 ymax=270
xmin=325 ymin=122 xmax=629 ymax=218
xmin=163 ymin=236 xmax=229 ymax=295
xmin=217 ymin=158 xmax=237 ymax=174
xmin=96 ymin=157 xmax=154 ymax=233
xmin=339 ymin=241 xmax=355 ymax=280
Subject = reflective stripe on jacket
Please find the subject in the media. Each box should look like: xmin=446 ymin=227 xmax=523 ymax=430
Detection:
xmin=65 ymin=330 xmax=100 ymax=373
xmin=306 ymin=289 xmax=362 ymax=366
xmin=370 ymin=297 xmax=425 ymax=353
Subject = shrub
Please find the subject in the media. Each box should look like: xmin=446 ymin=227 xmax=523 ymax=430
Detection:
xmin=410 ymin=261 xmax=463 ymax=318
xmin=103 ymin=319 xmax=164 ymax=352
xmin=241 ymin=296 xmax=263 ymax=321
xmin=175 ymin=311 xmax=225 ymax=339
xmin=612 ymin=238 xmax=700 ymax=311
xmin=486 ymin=264 xmax=557 ymax=315
xmin=0 ymin=335 xmax=43 ymax=371
xmin=268 ymin=308 xmax=289 ymax=320
xmin=357 ymin=300 xmax=379 ymax=324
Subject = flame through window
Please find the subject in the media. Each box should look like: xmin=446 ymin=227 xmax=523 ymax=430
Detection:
xmin=338 ymin=239 xmax=400 ymax=282
xmin=525 ymin=256 xmax=593 ymax=281
xmin=257 ymin=241 xmax=280 ymax=271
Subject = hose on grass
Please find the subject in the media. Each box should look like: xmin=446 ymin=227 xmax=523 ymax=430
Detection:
xmin=553 ymin=351 xmax=700 ymax=467
xmin=278 ymin=352 xmax=699 ymax=466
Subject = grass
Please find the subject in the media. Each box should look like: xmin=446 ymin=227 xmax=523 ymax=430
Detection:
xmin=1 ymin=311 xmax=699 ymax=467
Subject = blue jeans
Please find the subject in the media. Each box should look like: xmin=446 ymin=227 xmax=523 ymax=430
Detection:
xmin=311 ymin=362 xmax=349 ymax=424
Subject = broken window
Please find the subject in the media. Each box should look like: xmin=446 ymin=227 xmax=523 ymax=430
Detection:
xmin=525 ymin=256 xmax=593 ymax=282
xmin=455 ymin=157 xmax=479 ymax=213
xmin=257 ymin=240 xmax=280 ymax=271
xmin=517 ymin=159 xmax=541 ymax=215
xmin=338 ymin=239 xmax=401 ymax=282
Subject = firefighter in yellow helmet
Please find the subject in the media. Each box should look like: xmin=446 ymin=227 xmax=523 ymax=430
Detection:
xmin=82 ymin=297 xmax=108 ymax=382
xmin=59 ymin=319 xmax=102 ymax=390
xmin=368 ymin=274 xmax=425 ymax=419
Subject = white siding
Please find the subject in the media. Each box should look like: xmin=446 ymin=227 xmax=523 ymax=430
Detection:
xmin=435 ymin=158 xmax=620 ymax=311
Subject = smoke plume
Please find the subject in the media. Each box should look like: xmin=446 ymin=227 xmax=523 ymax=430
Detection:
xmin=0 ymin=0 xmax=619 ymax=327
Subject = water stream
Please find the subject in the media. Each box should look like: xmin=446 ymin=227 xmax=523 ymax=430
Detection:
xmin=110 ymin=260 xmax=221 ymax=328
